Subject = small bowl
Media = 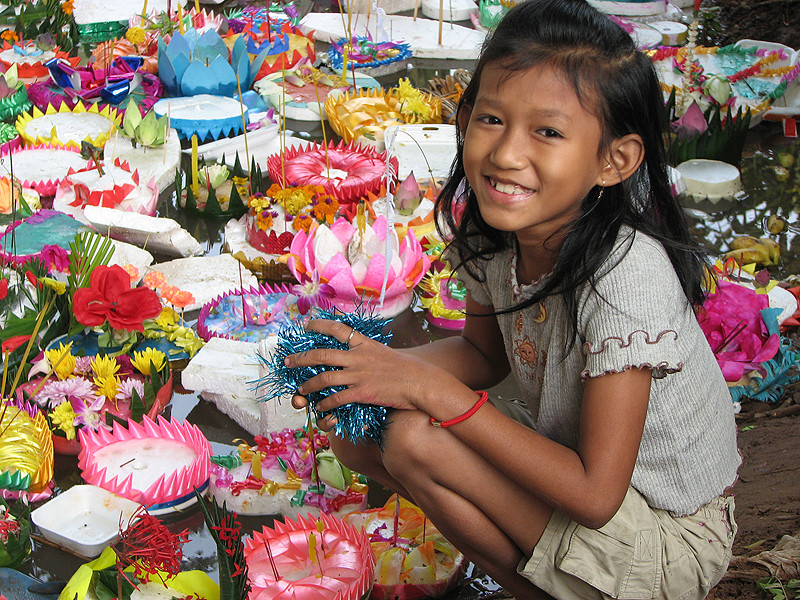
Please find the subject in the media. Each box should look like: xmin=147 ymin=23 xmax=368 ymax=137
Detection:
xmin=31 ymin=485 xmax=142 ymax=558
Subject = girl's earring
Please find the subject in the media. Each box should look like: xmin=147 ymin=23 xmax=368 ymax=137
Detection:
xmin=597 ymin=181 xmax=605 ymax=201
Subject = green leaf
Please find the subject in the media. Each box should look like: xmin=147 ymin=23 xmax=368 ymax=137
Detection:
xmin=122 ymin=102 xmax=142 ymax=139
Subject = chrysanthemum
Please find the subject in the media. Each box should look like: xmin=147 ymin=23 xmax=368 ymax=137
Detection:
xmin=49 ymin=401 xmax=77 ymax=440
xmin=45 ymin=342 xmax=76 ymax=380
xmin=131 ymin=348 xmax=167 ymax=377
xmin=117 ymin=377 xmax=145 ymax=401
xmin=91 ymin=354 xmax=120 ymax=380
xmin=95 ymin=375 xmax=120 ymax=401
xmin=35 ymin=376 xmax=96 ymax=409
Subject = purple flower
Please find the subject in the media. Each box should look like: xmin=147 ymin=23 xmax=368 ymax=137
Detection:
xmin=69 ymin=394 xmax=107 ymax=431
xmin=291 ymin=271 xmax=335 ymax=315
xmin=117 ymin=377 xmax=145 ymax=401
xmin=36 ymin=376 xmax=95 ymax=409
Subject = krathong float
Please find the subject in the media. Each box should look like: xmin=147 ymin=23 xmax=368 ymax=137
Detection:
xmin=26 ymin=56 xmax=163 ymax=113
xmin=418 ymin=269 xmax=467 ymax=331
xmin=0 ymin=144 xmax=89 ymax=196
xmin=327 ymin=34 xmax=412 ymax=77
xmin=53 ymin=158 xmax=159 ymax=223
xmin=197 ymin=282 xmax=298 ymax=343
xmin=325 ymin=80 xmax=442 ymax=150
xmin=22 ymin=344 xmax=173 ymax=455
xmin=254 ymin=306 xmax=393 ymax=443
xmin=0 ymin=209 xmax=84 ymax=267
xmin=345 ymin=494 xmax=468 ymax=600
xmin=152 ymin=94 xmax=245 ymax=141
xmin=245 ymin=183 xmax=340 ymax=255
xmin=208 ymin=428 xmax=368 ymax=517
xmin=78 ymin=415 xmax=212 ymax=514
xmin=287 ymin=215 xmax=430 ymax=317
xmin=0 ymin=40 xmax=78 ymax=79
xmin=225 ymin=18 xmax=316 ymax=80
xmin=267 ymin=140 xmax=395 ymax=205
xmin=0 ymin=66 xmax=32 ymax=122
xmin=0 ymin=398 xmax=54 ymax=499
xmin=244 ymin=511 xmax=375 ymax=600
xmin=177 ymin=156 xmax=250 ymax=218
xmin=0 ymin=174 xmax=40 ymax=219
xmin=0 ymin=121 xmax=21 ymax=155
xmin=157 ymin=27 xmax=270 ymax=97
xmin=254 ymin=59 xmax=380 ymax=124
xmin=15 ymin=101 xmax=121 ymax=150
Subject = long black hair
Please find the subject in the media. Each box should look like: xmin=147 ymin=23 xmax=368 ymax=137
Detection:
xmin=436 ymin=0 xmax=708 ymax=349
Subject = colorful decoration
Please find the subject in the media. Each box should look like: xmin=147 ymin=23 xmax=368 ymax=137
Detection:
xmin=15 ymin=102 xmax=121 ymax=151
xmin=0 ymin=398 xmax=54 ymax=497
xmin=157 ymin=27 xmax=271 ymax=97
xmin=345 ymin=495 xmax=467 ymax=600
xmin=78 ymin=415 xmax=212 ymax=513
xmin=325 ymin=82 xmax=442 ymax=149
xmin=254 ymin=306 xmax=393 ymax=444
xmin=0 ymin=497 xmax=30 ymax=568
xmin=244 ymin=512 xmax=375 ymax=600
xmin=196 ymin=493 xmax=250 ymax=600
xmin=177 ymin=157 xmax=250 ymax=218
xmin=197 ymin=282 xmax=298 ymax=343
xmin=152 ymin=94 xmax=245 ymax=141
xmin=328 ymin=35 xmax=412 ymax=73
xmin=0 ymin=66 xmax=31 ymax=122
xmin=209 ymin=428 xmax=368 ymax=517
xmin=0 ymin=143 xmax=89 ymax=196
xmin=267 ymin=141 xmax=396 ymax=205
xmin=287 ymin=216 xmax=430 ymax=317
xmin=418 ymin=270 xmax=467 ymax=330
xmin=0 ymin=41 xmax=78 ymax=79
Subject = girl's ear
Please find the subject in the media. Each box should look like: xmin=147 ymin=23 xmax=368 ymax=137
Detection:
xmin=599 ymin=134 xmax=645 ymax=186
xmin=457 ymin=104 xmax=472 ymax=135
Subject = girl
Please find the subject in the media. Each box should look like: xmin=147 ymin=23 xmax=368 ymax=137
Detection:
xmin=287 ymin=1 xmax=741 ymax=598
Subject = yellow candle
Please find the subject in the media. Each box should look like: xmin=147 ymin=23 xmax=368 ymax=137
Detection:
xmin=251 ymin=451 xmax=263 ymax=479
xmin=177 ymin=4 xmax=185 ymax=34
xmin=190 ymin=134 xmax=199 ymax=193
xmin=141 ymin=0 xmax=148 ymax=17
xmin=194 ymin=0 xmax=200 ymax=15
xmin=341 ymin=44 xmax=349 ymax=83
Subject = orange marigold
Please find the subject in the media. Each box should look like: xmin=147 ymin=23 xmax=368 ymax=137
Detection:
xmin=292 ymin=213 xmax=314 ymax=234
xmin=1 ymin=30 xmax=19 ymax=43
xmin=61 ymin=0 xmax=74 ymax=14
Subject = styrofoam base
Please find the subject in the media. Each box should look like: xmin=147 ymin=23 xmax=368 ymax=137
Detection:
xmin=385 ymin=123 xmax=457 ymax=179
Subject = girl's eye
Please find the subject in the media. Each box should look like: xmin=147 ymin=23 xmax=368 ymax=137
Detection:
xmin=477 ymin=114 xmax=502 ymax=125
xmin=539 ymin=128 xmax=562 ymax=138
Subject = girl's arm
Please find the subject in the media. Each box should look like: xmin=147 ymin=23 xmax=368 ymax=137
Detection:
xmin=398 ymin=294 xmax=511 ymax=390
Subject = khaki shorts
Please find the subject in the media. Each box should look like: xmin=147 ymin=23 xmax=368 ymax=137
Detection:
xmin=518 ymin=486 xmax=737 ymax=600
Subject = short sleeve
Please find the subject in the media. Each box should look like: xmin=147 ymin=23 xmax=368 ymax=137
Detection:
xmin=578 ymin=233 xmax=687 ymax=380
xmin=443 ymin=243 xmax=493 ymax=306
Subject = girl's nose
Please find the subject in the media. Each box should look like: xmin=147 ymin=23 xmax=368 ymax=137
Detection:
xmin=489 ymin=129 xmax=527 ymax=170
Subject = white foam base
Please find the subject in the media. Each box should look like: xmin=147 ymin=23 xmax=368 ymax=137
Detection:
xmin=224 ymin=215 xmax=283 ymax=267
xmin=108 ymin=239 xmax=154 ymax=282
xmin=73 ymin=0 xmax=169 ymax=24
xmin=421 ymin=0 xmax=476 ymax=22
xmin=23 ymin=112 xmax=114 ymax=147
xmin=300 ymin=12 xmax=486 ymax=60
xmin=1 ymin=147 xmax=89 ymax=187
xmin=84 ymin=205 xmax=203 ymax=258
xmin=586 ymin=0 xmax=667 ymax=16
xmin=186 ymin=126 xmax=305 ymax=171
xmin=182 ymin=337 xmax=306 ymax=435
xmin=152 ymin=253 xmax=259 ymax=312
xmin=106 ymin=129 xmax=182 ymax=194
xmin=385 ymin=123 xmax=457 ymax=179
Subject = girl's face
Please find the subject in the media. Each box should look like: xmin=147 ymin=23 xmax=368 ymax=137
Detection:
xmin=460 ymin=63 xmax=609 ymax=248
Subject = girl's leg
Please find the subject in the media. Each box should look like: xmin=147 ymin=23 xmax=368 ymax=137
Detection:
xmin=329 ymin=411 xmax=556 ymax=599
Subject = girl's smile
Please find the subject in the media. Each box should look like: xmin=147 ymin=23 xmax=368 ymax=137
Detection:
xmin=461 ymin=63 xmax=609 ymax=251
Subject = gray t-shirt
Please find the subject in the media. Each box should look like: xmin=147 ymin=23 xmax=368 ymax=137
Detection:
xmin=454 ymin=227 xmax=740 ymax=516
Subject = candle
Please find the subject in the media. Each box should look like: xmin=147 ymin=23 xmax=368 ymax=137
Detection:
xmin=190 ymin=134 xmax=199 ymax=193
xmin=194 ymin=0 xmax=200 ymax=15
xmin=178 ymin=4 xmax=185 ymax=34
xmin=141 ymin=0 xmax=148 ymax=18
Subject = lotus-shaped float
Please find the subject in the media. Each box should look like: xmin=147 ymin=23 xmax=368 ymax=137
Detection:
xmin=158 ymin=27 xmax=271 ymax=97
xmin=288 ymin=216 xmax=430 ymax=317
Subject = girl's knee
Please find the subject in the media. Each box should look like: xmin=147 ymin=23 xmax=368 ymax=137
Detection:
xmin=381 ymin=410 xmax=439 ymax=479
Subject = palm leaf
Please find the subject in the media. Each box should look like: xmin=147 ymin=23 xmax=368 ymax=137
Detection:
xmin=67 ymin=231 xmax=115 ymax=298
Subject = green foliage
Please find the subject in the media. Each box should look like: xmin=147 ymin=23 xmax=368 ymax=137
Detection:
xmin=105 ymin=360 xmax=168 ymax=428
xmin=695 ymin=4 xmax=723 ymax=47
xmin=664 ymin=89 xmax=752 ymax=167
xmin=14 ymin=0 xmax=78 ymax=53
xmin=758 ymin=576 xmax=800 ymax=600
xmin=0 ymin=497 xmax=31 ymax=568
xmin=122 ymin=103 xmax=169 ymax=148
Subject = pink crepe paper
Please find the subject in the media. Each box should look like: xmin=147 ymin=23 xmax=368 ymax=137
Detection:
xmin=77 ymin=415 xmax=211 ymax=507
xmin=697 ymin=279 xmax=781 ymax=382
xmin=244 ymin=512 xmax=375 ymax=600
xmin=287 ymin=216 xmax=430 ymax=318
xmin=267 ymin=141 xmax=396 ymax=205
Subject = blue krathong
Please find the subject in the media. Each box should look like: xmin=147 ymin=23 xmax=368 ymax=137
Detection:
xmin=253 ymin=306 xmax=393 ymax=444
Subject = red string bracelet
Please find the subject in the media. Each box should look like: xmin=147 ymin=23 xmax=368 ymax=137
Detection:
xmin=430 ymin=391 xmax=490 ymax=428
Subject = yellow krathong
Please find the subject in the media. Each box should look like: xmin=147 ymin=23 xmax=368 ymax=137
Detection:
xmin=324 ymin=84 xmax=442 ymax=146
xmin=0 ymin=400 xmax=54 ymax=494
xmin=15 ymin=101 xmax=121 ymax=150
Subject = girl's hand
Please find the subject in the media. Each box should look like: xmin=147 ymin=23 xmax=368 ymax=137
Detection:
xmin=284 ymin=318 xmax=440 ymax=416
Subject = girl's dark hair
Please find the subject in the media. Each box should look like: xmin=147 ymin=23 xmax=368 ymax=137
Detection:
xmin=435 ymin=0 xmax=708 ymax=350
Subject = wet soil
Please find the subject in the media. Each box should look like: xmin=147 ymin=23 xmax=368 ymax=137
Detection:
xmin=714 ymin=0 xmax=800 ymax=50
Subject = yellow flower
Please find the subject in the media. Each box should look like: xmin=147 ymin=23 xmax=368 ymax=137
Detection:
xmin=95 ymin=375 xmax=120 ymax=401
xmin=61 ymin=0 xmax=74 ymax=14
xmin=45 ymin=342 xmax=76 ymax=380
xmin=40 ymin=277 xmax=67 ymax=295
xmin=249 ymin=195 xmax=273 ymax=213
xmin=155 ymin=306 xmax=178 ymax=328
xmin=90 ymin=355 xmax=120 ymax=380
xmin=50 ymin=401 xmax=77 ymax=440
xmin=131 ymin=347 xmax=166 ymax=377
xmin=125 ymin=26 xmax=146 ymax=46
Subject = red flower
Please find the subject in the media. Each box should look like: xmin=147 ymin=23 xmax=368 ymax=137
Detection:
xmin=0 ymin=277 xmax=7 ymax=300
xmin=2 ymin=335 xmax=31 ymax=354
xmin=72 ymin=265 xmax=162 ymax=332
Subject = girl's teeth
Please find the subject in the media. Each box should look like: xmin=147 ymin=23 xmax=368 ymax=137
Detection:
xmin=491 ymin=179 xmax=529 ymax=195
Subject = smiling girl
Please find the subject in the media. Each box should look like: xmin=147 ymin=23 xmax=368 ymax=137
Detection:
xmin=287 ymin=1 xmax=741 ymax=598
